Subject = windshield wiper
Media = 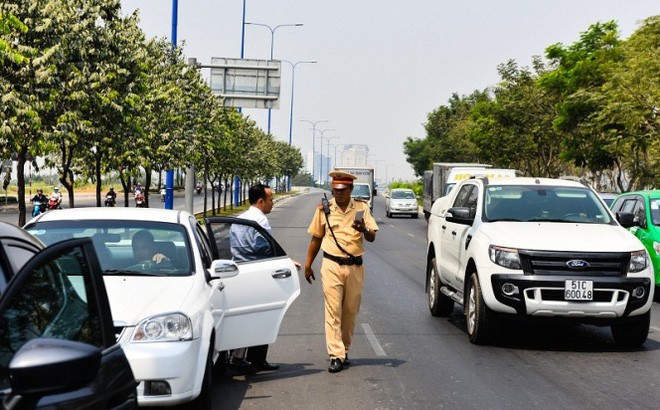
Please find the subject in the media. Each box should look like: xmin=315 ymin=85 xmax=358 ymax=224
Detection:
xmin=488 ymin=218 xmax=524 ymax=222
xmin=103 ymin=269 xmax=165 ymax=277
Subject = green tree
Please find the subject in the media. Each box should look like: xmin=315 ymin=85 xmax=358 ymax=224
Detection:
xmin=539 ymin=21 xmax=623 ymax=185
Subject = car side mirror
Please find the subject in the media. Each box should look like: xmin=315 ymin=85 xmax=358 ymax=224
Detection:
xmin=446 ymin=207 xmax=474 ymax=225
xmin=616 ymin=212 xmax=637 ymax=228
xmin=9 ymin=338 xmax=101 ymax=397
xmin=210 ymin=260 xmax=240 ymax=279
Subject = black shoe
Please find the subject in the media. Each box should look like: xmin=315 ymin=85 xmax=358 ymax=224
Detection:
xmin=229 ymin=358 xmax=257 ymax=375
xmin=328 ymin=358 xmax=343 ymax=373
xmin=259 ymin=361 xmax=279 ymax=371
xmin=343 ymin=355 xmax=351 ymax=367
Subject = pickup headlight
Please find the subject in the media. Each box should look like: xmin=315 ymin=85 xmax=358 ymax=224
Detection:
xmin=489 ymin=245 xmax=521 ymax=270
xmin=628 ymin=250 xmax=649 ymax=273
xmin=131 ymin=312 xmax=193 ymax=342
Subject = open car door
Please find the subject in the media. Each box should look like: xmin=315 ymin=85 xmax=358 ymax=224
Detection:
xmin=204 ymin=217 xmax=300 ymax=350
xmin=0 ymin=238 xmax=136 ymax=408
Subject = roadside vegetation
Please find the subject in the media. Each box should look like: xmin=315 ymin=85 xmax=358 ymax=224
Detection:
xmin=1 ymin=0 xmax=303 ymax=225
xmin=404 ymin=17 xmax=659 ymax=193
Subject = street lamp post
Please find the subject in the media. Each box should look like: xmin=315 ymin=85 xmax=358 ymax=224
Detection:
xmin=301 ymin=120 xmax=328 ymax=187
xmin=324 ymin=136 xmax=339 ymax=185
xmin=284 ymin=61 xmax=316 ymax=191
xmin=316 ymin=128 xmax=335 ymax=186
xmin=245 ymin=22 xmax=303 ymax=134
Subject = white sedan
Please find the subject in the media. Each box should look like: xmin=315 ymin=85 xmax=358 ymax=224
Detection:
xmin=25 ymin=208 xmax=300 ymax=407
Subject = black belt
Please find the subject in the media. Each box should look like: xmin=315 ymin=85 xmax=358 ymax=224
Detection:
xmin=323 ymin=252 xmax=363 ymax=266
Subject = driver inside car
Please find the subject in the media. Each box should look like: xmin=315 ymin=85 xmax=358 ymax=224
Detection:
xmin=131 ymin=230 xmax=170 ymax=266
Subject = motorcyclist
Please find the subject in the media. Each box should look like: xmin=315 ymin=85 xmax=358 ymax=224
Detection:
xmin=48 ymin=187 xmax=62 ymax=209
xmin=31 ymin=189 xmax=48 ymax=204
xmin=134 ymin=187 xmax=145 ymax=207
xmin=105 ymin=187 xmax=117 ymax=206
xmin=31 ymin=189 xmax=48 ymax=216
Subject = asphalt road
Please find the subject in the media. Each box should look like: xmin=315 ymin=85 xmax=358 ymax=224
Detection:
xmin=5 ymin=189 xmax=660 ymax=409
xmin=212 ymin=190 xmax=660 ymax=410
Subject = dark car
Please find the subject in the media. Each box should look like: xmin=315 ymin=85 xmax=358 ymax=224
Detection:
xmin=0 ymin=221 xmax=137 ymax=409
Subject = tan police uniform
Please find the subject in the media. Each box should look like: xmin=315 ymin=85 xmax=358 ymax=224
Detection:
xmin=307 ymin=194 xmax=379 ymax=360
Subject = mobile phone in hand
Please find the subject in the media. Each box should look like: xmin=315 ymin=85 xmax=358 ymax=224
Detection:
xmin=355 ymin=210 xmax=364 ymax=221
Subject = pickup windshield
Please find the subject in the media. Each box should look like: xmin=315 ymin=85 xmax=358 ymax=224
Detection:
xmin=484 ymin=185 xmax=613 ymax=224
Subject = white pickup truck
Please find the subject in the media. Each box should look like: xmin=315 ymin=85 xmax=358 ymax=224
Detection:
xmin=425 ymin=176 xmax=654 ymax=346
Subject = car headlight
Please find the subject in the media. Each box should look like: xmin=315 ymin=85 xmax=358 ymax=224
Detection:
xmin=628 ymin=250 xmax=649 ymax=273
xmin=131 ymin=312 xmax=193 ymax=342
xmin=489 ymin=245 xmax=521 ymax=270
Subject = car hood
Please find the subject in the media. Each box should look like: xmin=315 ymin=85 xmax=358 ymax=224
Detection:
xmin=390 ymin=198 xmax=416 ymax=206
xmin=103 ymin=276 xmax=195 ymax=325
xmin=480 ymin=222 xmax=644 ymax=252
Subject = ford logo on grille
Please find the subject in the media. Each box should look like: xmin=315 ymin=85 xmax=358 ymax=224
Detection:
xmin=566 ymin=259 xmax=590 ymax=269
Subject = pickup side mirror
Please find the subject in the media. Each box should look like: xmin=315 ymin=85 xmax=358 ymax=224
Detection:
xmin=616 ymin=211 xmax=637 ymax=228
xmin=446 ymin=207 xmax=474 ymax=225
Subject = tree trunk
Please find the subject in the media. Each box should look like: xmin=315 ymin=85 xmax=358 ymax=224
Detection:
xmin=16 ymin=146 xmax=28 ymax=227
xmin=95 ymin=150 xmax=102 ymax=207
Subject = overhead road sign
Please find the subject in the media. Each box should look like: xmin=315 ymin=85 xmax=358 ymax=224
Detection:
xmin=208 ymin=57 xmax=281 ymax=109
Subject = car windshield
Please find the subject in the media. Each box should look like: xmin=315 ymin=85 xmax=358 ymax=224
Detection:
xmin=392 ymin=190 xmax=415 ymax=199
xmin=484 ymin=185 xmax=613 ymax=224
xmin=352 ymin=184 xmax=370 ymax=198
xmin=26 ymin=220 xmax=192 ymax=276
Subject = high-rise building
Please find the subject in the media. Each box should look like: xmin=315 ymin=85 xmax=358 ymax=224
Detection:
xmin=337 ymin=144 xmax=369 ymax=167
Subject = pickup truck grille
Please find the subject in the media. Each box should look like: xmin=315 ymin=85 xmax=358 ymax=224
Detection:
xmin=519 ymin=250 xmax=629 ymax=276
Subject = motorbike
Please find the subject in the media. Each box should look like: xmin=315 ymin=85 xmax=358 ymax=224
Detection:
xmin=32 ymin=200 xmax=46 ymax=217
xmin=105 ymin=195 xmax=116 ymax=207
xmin=135 ymin=192 xmax=146 ymax=208
xmin=195 ymin=183 xmax=202 ymax=195
xmin=47 ymin=198 xmax=61 ymax=211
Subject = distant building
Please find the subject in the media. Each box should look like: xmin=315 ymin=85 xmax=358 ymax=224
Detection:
xmin=337 ymin=144 xmax=369 ymax=167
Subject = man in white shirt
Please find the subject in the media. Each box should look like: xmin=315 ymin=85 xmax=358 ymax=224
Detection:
xmin=229 ymin=184 xmax=281 ymax=373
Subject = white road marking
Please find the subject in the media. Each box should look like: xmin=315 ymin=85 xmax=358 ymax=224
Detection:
xmin=651 ymin=326 xmax=660 ymax=332
xmin=407 ymin=233 xmax=415 ymax=237
xmin=361 ymin=323 xmax=386 ymax=356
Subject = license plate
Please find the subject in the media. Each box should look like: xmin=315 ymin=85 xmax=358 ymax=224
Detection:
xmin=564 ymin=280 xmax=593 ymax=300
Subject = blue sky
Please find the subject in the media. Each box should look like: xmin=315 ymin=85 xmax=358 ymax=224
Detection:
xmin=120 ymin=1 xmax=659 ymax=182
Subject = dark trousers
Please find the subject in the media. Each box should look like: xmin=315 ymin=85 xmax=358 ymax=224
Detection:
xmin=246 ymin=344 xmax=268 ymax=365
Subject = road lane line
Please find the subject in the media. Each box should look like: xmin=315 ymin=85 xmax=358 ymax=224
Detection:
xmin=361 ymin=323 xmax=386 ymax=356
xmin=407 ymin=233 xmax=415 ymax=237
xmin=651 ymin=326 xmax=660 ymax=332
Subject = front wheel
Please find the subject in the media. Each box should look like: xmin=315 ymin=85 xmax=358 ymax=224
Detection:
xmin=611 ymin=311 xmax=650 ymax=347
xmin=466 ymin=272 xmax=497 ymax=345
xmin=427 ymin=257 xmax=453 ymax=317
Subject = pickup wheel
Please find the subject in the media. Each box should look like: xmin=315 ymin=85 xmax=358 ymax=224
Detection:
xmin=611 ymin=311 xmax=650 ymax=347
xmin=466 ymin=272 xmax=497 ymax=345
xmin=427 ymin=257 xmax=453 ymax=317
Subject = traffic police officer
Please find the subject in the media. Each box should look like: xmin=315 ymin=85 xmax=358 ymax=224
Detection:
xmin=304 ymin=170 xmax=378 ymax=373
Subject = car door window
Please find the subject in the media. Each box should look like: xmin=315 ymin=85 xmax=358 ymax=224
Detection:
xmin=620 ymin=198 xmax=637 ymax=213
xmin=191 ymin=218 xmax=212 ymax=269
xmin=453 ymin=185 xmax=474 ymax=208
xmin=0 ymin=243 xmax=104 ymax=390
xmin=466 ymin=185 xmax=479 ymax=219
xmin=204 ymin=217 xmax=287 ymax=264
xmin=632 ymin=199 xmax=646 ymax=227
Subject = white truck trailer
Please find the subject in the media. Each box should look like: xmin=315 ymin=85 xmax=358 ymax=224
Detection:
xmin=422 ymin=163 xmax=492 ymax=219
